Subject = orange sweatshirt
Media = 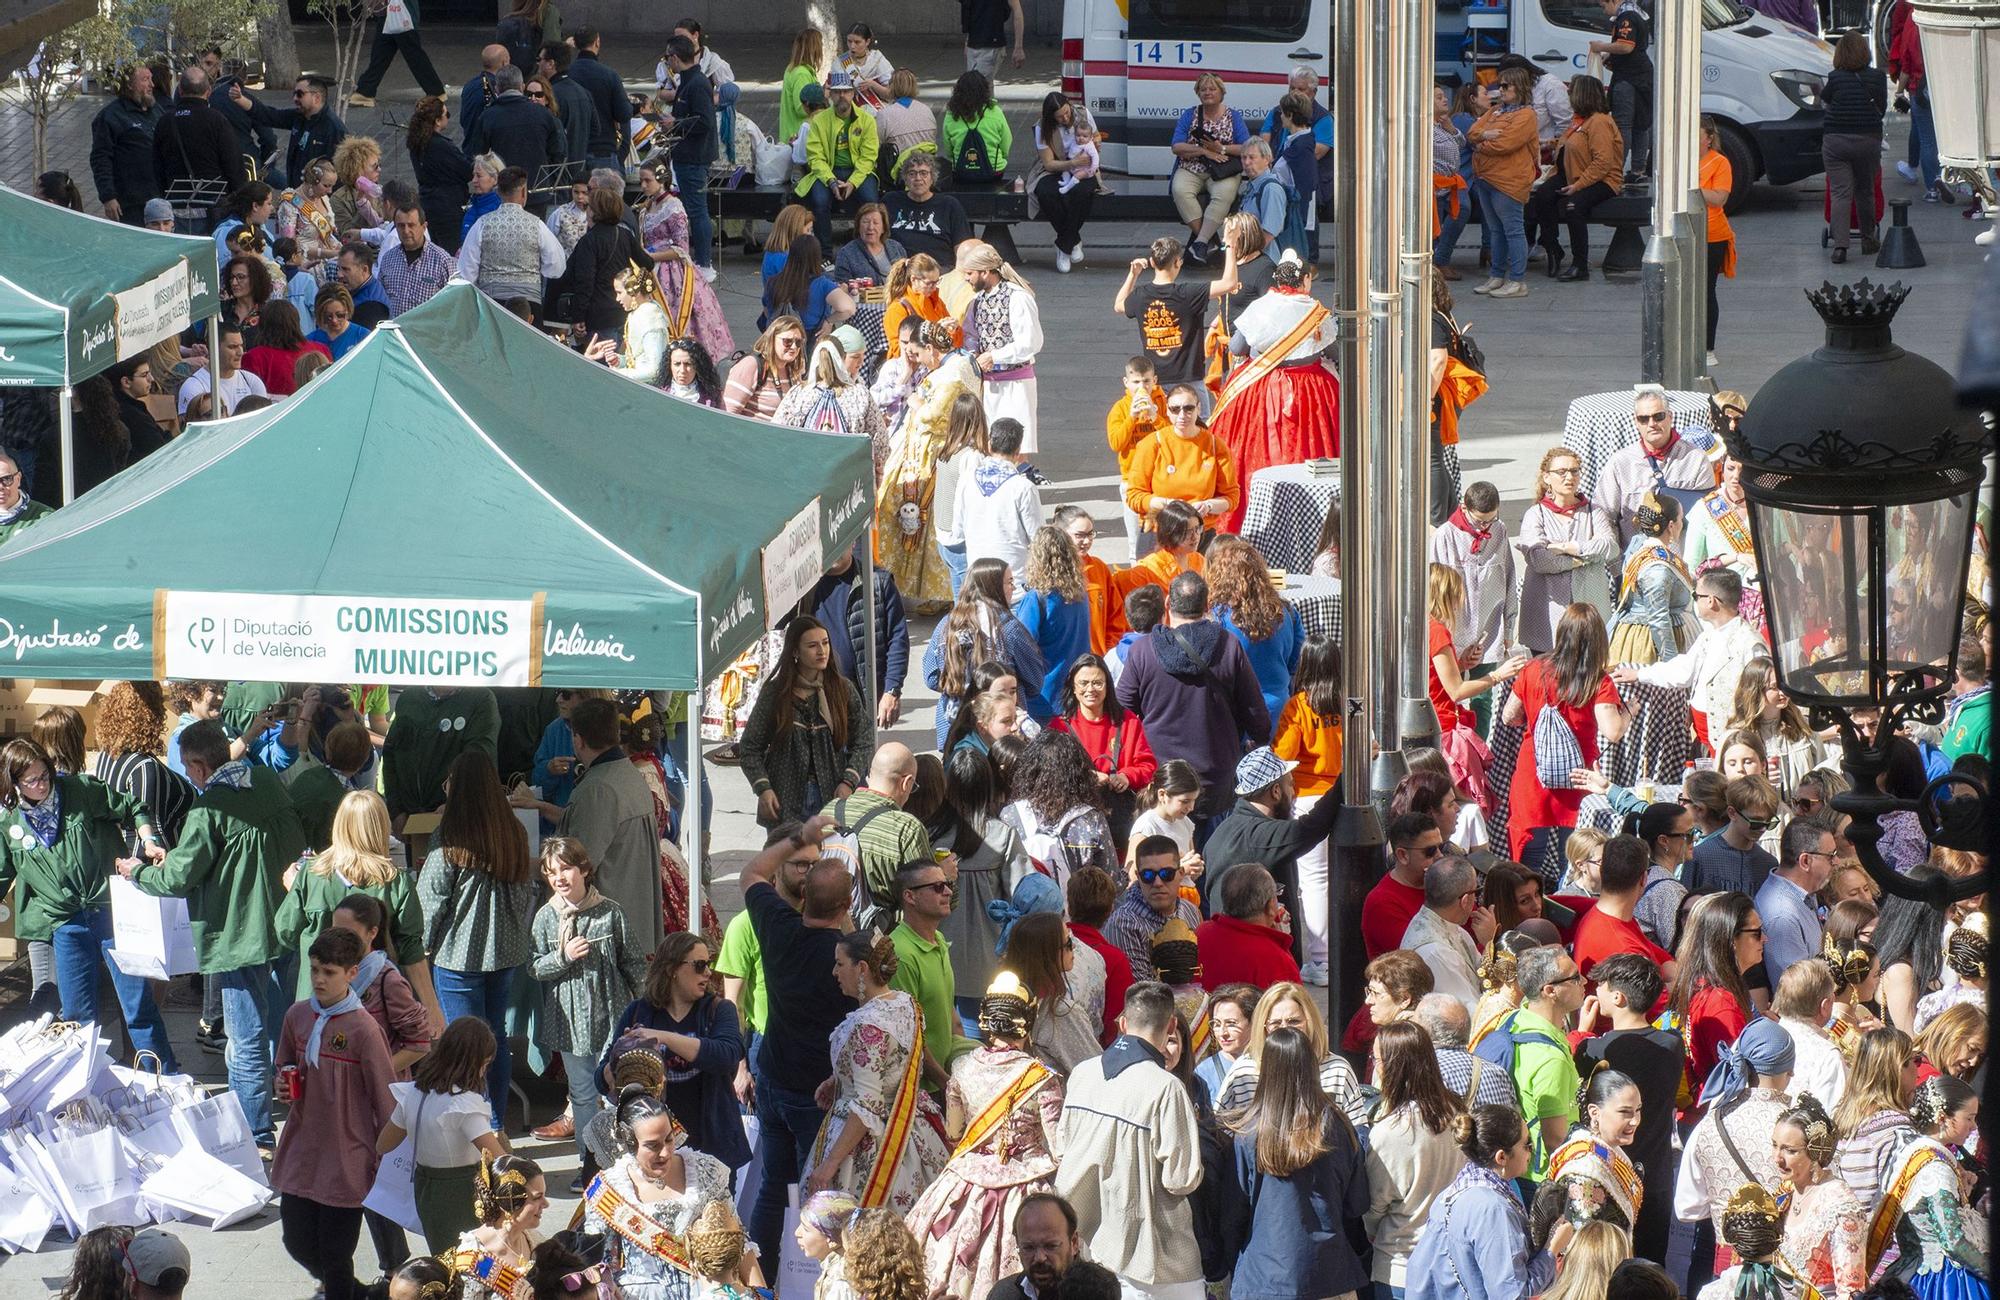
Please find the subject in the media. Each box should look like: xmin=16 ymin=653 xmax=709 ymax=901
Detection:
xmin=1122 ymin=427 xmax=1241 ymax=524
xmin=1560 ymin=113 xmax=1626 ymax=193
xmin=1272 ymin=693 xmax=1345 ymax=796
xmin=1470 ymin=105 xmax=1540 ymax=203
xmin=1082 ymin=552 xmax=1117 ymax=653
xmin=883 ymin=290 xmax=957 ymax=358
xmin=1106 ymin=387 xmax=1171 ymax=476
xmin=1110 ymin=548 xmax=1206 ymax=619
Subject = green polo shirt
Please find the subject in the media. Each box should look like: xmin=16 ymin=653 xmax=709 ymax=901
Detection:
xmin=889 ymin=921 xmax=977 ymax=1071
xmin=715 ymin=909 xmax=768 ymax=1034
xmin=1503 ymin=1004 xmax=1580 ymax=1179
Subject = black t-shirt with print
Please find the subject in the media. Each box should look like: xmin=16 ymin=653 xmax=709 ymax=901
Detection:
xmin=888 ymin=191 xmax=974 ymax=262
xmin=1608 ymin=7 xmax=1654 ymax=81
xmin=1125 ymin=280 xmax=1210 ymax=383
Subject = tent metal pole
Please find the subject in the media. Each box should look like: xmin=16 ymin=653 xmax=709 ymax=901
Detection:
xmin=861 ymin=521 xmax=880 ymax=712
xmin=59 ymin=388 xmax=75 ymax=505
xmin=687 ymin=646 xmax=705 ymax=930
xmin=208 ymin=313 xmax=222 ymax=415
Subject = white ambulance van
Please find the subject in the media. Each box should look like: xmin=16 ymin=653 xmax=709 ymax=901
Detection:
xmin=1061 ymin=0 xmax=1833 ymax=209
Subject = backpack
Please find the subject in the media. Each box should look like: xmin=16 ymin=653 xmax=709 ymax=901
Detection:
xmin=1017 ymin=805 xmax=1113 ymax=890
xmin=951 ymin=118 xmax=1002 ymax=184
xmin=1470 ymin=1008 xmax=1568 ymax=1075
xmin=496 ymin=16 xmax=541 ymax=74
xmin=1443 ymin=311 xmax=1487 ymax=377
xmin=1532 ymin=690 xmax=1587 ymax=790
xmin=823 ymin=797 xmax=896 ymax=930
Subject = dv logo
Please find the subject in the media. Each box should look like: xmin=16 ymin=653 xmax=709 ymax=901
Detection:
xmin=186 ymin=616 xmax=218 ymax=654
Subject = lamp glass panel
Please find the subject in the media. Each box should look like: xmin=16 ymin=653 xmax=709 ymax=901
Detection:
xmin=1760 ymin=502 xmax=1873 ymax=703
xmin=1882 ymin=489 xmax=1975 ymax=689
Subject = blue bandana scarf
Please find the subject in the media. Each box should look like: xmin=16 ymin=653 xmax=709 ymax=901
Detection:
xmin=19 ymin=784 xmax=62 ymax=849
xmin=304 ymin=989 xmax=364 ymax=1067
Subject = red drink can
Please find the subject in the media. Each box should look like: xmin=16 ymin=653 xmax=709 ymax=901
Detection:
xmin=277 ymin=1064 xmax=304 ymax=1103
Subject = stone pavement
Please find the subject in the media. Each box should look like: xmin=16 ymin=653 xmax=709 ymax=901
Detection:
xmin=0 ymin=25 xmax=1991 ymax=1289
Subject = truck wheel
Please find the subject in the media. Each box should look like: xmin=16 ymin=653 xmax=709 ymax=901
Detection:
xmin=1718 ymin=123 xmax=1757 ymax=215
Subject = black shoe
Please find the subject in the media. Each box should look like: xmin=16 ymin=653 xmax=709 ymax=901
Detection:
xmin=1557 ymin=263 xmax=1590 ymax=281
xmin=196 ymin=1019 xmax=226 ymax=1054
xmin=1861 ymin=233 xmax=1881 ymax=254
xmin=1543 ymin=248 xmax=1566 ymax=277
xmin=1185 ymin=239 xmax=1209 ymax=265
xmin=1831 ymin=246 xmax=1848 ymax=264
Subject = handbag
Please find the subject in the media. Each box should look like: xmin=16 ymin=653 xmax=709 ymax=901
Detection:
xmin=1444 ymin=312 xmax=1487 ymax=377
xmin=382 ymin=0 xmax=413 ymax=35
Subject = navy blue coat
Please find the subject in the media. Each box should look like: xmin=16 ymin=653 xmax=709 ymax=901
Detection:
xmin=598 ymin=992 xmax=751 ymax=1170
xmin=1227 ymin=1117 xmax=1371 ymax=1300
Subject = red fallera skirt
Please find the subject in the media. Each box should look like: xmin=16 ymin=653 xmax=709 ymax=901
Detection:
xmin=1211 ymin=360 xmax=1341 ymax=533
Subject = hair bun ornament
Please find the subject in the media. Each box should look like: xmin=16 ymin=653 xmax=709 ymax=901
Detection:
xmin=1149 ymin=917 xmax=1202 ymax=983
xmin=1817 ymin=932 xmax=1873 ymax=991
xmin=1945 ymin=913 xmax=1988 ymax=982
xmin=688 ymin=1199 xmax=748 ymax=1280
xmin=978 ymin=970 xmax=1036 ymax=1041
xmin=611 ymin=1046 xmax=667 ymax=1099
xmin=1910 ymin=1077 xmax=1950 ymax=1131
xmin=1781 ymin=1092 xmax=1839 ymax=1167
xmin=1720 ymin=1184 xmax=1783 ymax=1260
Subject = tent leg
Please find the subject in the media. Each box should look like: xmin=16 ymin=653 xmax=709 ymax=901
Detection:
xmin=860 ymin=522 xmax=880 ymax=713
xmin=686 ymin=669 xmax=704 ymax=931
xmin=207 ymin=314 xmax=221 ymax=416
xmin=58 ymin=388 xmax=75 ymax=506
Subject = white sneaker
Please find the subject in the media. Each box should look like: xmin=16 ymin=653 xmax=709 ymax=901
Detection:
xmin=1055 ymin=250 xmax=1072 ymax=273
xmin=1706 ymin=350 xmax=1720 ymax=369
xmin=1897 ymin=161 xmax=1920 ymax=184
xmin=1300 ymin=961 xmax=1330 ymax=987
xmin=1489 ymin=279 xmax=1527 ymax=298
xmin=699 ymin=265 xmax=717 ymax=284
xmin=1977 ymin=226 xmax=1997 ymax=246
xmin=1472 ymin=276 xmax=1504 ymax=294
xmin=1070 ymin=241 xmax=1084 ymax=265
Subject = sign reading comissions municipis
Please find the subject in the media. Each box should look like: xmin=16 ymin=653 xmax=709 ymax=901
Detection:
xmin=162 ymin=592 xmax=539 ymax=686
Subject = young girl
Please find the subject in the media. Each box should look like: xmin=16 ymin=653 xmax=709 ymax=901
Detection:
xmin=387 ymin=1255 xmax=456 ymax=1300
xmin=378 ymin=1017 xmax=508 ymax=1253
xmin=529 ymin=837 xmax=649 ymax=1175
xmin=1405 ymin=746 xmax=1493 ymax=852
xmin=331 ymin=894 xmax=431 ymax=1076
xmin=447 ymin=1155 xmax=550 ymax=1300
xmin=1129 ymin=759 xmax=1206 ymax=908
xmin=794 ymin=1189 xmax=862 ymax=1300
xmin=1015 ymin=527 xmax=1096 ymax=725
xmin=837 ymin=23 xmax=893 ymax=105
xmin=870 ymin=315 xmax=924 ymax=429
xmin=1272 ymin=633 xmax=1342 ymax=986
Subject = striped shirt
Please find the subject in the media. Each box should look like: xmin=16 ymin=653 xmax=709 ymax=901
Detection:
xmin=92 ymin=750 xmax=194 ymax=850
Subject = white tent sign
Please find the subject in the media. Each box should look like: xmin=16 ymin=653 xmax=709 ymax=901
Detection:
xmin=109 ymin=263 xmax=198 ymax=363
xmin=761 ymin=498 xmax=825 ymax=631
xmin=160 ymin=591 xmax=538 ymax=686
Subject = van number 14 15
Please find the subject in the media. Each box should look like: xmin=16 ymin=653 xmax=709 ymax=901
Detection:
xmin=1131 ymin=41 xmax=1205 ymax=64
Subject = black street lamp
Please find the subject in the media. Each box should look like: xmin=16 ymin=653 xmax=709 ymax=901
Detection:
xmin=1727 ymin=280 xmax=1993 ymax=908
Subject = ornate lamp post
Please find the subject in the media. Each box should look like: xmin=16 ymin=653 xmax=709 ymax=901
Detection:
xmin=1727 ymin=280 xmax=1993 ymax=908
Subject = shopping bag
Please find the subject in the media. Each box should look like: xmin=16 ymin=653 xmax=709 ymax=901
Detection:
xmin=44 ymin=1121 xmax=144 ymax=1233
xmin=382 ymin=0 xmax=413 ymax=35
xmin=753 ymin=140 xmax=794 ymax=188
xmin=0 ymin=1162 xmax=57 ymax=1253
xmin=778 ymin=1186 xmax=823 ymax=1300
xmin=732 ymin=1113 xmax=762 ymax=1223
xmin=142 ymin=1147 xmax=272 ymax=1229
xmin=363 ymin=1128 xmax=422 ymax=1235
xmin=107 ymin=875 xmax=200 ymax=980
xmin=0 ymin=1130 xmax=68 ymax=1230
xmin=0 ymin=1018 xmax=95 ymax=1121
xmin=170 ymin=1091 xmax=267 ymax=1186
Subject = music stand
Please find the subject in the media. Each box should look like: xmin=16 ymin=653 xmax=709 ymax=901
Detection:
xmin=532 ymin=161 xmax=589 ymax=210
xmin=164 ymin=179 xmax=228 ymax=235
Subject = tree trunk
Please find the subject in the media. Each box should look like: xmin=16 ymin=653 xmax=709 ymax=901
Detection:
xmin=259 ymin=8 xmax=299 ymax=88
xmin=806 ymin=0 xmax=838 ymax=64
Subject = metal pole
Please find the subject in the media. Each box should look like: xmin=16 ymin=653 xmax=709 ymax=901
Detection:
xmin=58 ymin=388 xmax=75 ymax=505
xmin=860 ymin=522 xmax=880 ymax=711
xmin=1331 ymin=0 xmax=1386 ymax=1036
xmin=1396 ymin=0 xmax=1441 ymax=757
xmin=687 ymin=629 xmax=705 ymax=928
xmin=1640 ymin=0 xmax=1681 ymax=385
xmin=1675 ymin=0 xmax=1707 ymax=379
xmin=1367 ymin=0 xmax=1410 ymax=806
xmin=207 ymin=312 xmax=222 ymax=416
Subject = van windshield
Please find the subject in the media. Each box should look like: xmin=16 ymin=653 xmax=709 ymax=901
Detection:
xmin=1703 ymin=0 xmax=1751 ymax=28
xmin=1128 ymin=0 xmax=1312 ymax=43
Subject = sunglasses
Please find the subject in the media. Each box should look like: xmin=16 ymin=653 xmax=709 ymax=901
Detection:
xmin=529 ymin=90 xmax=549 ymax=99
xmin=1738 ymin=814 xmax=1779 ymax=830
xmin=909 ymin=879 xmax=952 ymax=895
xmin=683 ymin=958 xmax=711 ymax=973
xmin=1737 ymin=926 xmax=1764 ymax=940
xmin=1138 ymin=867 xmax=1180 ymax=884
xmin=1166 ymin=404 xmax=1199 ymax=415
xmin=1635 ymin=411 xmax=1671 ymax=424
xmin=1793 ymin=797 xmax=1822 ymax=814
xmin=0 ymin=472 xmax=20 ymax=488
xmin=559 ymin=1267 xmax=602 ymax=1292
xmin=1408 ymin=843 xmax=1443 ymax=859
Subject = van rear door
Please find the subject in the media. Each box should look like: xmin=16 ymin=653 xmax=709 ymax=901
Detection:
xmin=1121 ymin=0 xmax=1329 ymax=177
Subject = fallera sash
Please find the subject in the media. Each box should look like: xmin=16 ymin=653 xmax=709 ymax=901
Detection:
xmin=952 ymin=1060 xmax=1055 ymax=1161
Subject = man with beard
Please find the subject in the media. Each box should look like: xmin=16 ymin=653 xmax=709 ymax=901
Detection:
xmin=1200 ymin=747 xmax=1340 ymax=965
xmin=90 ymin=64 xmax=165 ymax=222
xmin=987 ymin=1194 xmax=1082 ymax=1300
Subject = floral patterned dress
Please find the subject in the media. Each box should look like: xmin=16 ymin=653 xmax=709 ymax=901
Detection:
xmin=627 ymin=752 xmax=720 ymax=940
xmin=637 ymin=194 xmax=735 ymax=364
xmin=583 ymin=1150 xmax=736 ymax=1300
xmin=907 ymin=1045 xmax=1065 ymax=1300
xmin=875 ymin=353 xmax=981 ymax=609
xmin=809 ymin=990 xmax=949 ymax=1215
xmin=1781 ymin=1173 xmax=1867 ymax=1300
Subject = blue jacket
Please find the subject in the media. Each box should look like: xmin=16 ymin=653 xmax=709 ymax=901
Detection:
xmin=1227 ymin=1119 xmax=1370 ymax=1300
xmin=923 ymin=611 xmax=1046 ymax=748
xmin=531 ymin=716 xmax=580 ymax=828
xmin=1406 ymin=1173 xmax=1558 ymax=1300
xmin=598 ymin=992 xmax=751 ymax=1170
xmin=1217 ymin=604 xmax=1305 ymax=727
xmin=809 ymin=565 xmax=912 ymax=704
xmin=1014 ymin=589 xmax=1092 ymax=724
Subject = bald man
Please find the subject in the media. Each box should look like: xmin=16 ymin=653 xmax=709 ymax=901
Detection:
xmin=460 ymin=44 xmax=511 ymax=143
xmin=825 ymin=742 xmax=953 ymax=929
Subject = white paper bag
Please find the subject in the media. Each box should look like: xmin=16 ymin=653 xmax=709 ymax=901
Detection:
xmin=142 ymin=1147 xmax=272 ymax=1229
xmin=382 ymin=0 xmax=413 ymax=35
xmin=753 ymin=140 xmax=793 ymax=187
xmin=0 ymin=1163 xmax=56 ymax=1253
xmin=515 ymin=806 xmax=542 ymax=857
xmin=778 ymin=1186 xmax=823 ymax=1300
xmin=363 ymin=1129 xmax=422 ymax=1235
xmin=170 ymin=1092 xmax=266 ymax=1185
xmin=107 ymin=876 xmax=200 ymax=980
xmin=45 ymin=1123 xmax=145 ymax=1233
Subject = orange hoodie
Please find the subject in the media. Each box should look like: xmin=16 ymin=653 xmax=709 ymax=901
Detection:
xmin=1272 ymin=693 xmax=1344 ymax=796
xmin=1122 ymin=426 xmax=1241 ymax=524
xmin=1106 ymin=387 xmax=1171 ymax=476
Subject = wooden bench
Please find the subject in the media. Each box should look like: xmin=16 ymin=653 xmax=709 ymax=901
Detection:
xmin=703 ymin=180 xmax=1031 ymax=264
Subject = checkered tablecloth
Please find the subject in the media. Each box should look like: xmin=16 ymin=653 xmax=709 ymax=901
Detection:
xmin=1561 ymin=389 xmax=1717 ymax=498
xmin=1279 ymin=572 xmax=1343 ymax=641
xmin=1241 ymin=463 xmax=1341 ymax=574
xmin=1480 ymin=677 xmax=1689 ymax=860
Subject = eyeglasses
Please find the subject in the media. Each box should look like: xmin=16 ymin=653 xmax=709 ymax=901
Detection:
xmin=559 ymin=1267 xmax=603 ymax=1292
xmin=784 ymin=855 xmax=817 ymax=869
xmin=1634 ymin=411 xmax=1671 ymax=424
xmin=18 ymin=769 xmax=52 ymax=787
xmin=1406 ymin=843 xmax=1443 ymax=859
xmin=1166 ymin=404 xmax=1199 ymax=415
xmin=1801 ymin=849 xmax=1839 ymax=864
xmin=683 ymin=958 xmax=712 ymax=973
xmin=1549 ymin=971 xmax=1584 ymax=986
xmin=1736 ymin=926 xmax=1764 ymax=940
xmin=1549 ymin=465 xmax=1582 ymax=476
xmin=908 ymin=879 xmax=952 ymax=895
xmin=0 ymin=472 xmax=19 ymax=488
xmin=1138 ymin=867 xmax=1180 ymax=884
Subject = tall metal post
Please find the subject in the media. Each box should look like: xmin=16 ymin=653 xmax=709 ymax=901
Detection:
xmin=1640 ymin=0 xmax=1684 ymax=385
xmin=1672 ymin=0 xmax=1706 ymax=378
xmin=58 ymin=388 xmax=75 ymax=505
xmin=1366 ymin=0 xmax=1408 ymax=807
xmin=1396 ymin=0 xmax=1442 ymax=758
xmin=1330 ymin=0 xmax=1385 ymax=1035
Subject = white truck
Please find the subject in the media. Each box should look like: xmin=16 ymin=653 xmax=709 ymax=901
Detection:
xmin=1061 ymin=0 xmax=1834 ymax=209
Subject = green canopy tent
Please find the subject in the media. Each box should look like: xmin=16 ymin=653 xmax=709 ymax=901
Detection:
xmin=0 ymin=283 xmax=876 ymax=904
xmin=0 ymin=184 xmax=222 ymax=502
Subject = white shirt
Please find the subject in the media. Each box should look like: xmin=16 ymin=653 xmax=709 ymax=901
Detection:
xmin=1780 ymin=1016 xmax=1848 ymax=1111
xmin=454 ymin=203 xmax=569 ymax=285
xmin=1634 ymin=614 xmax=1768 ymax=735
xmin=177 ymin=366 xmax=268 ymax=416
xmin=388 ymin=1082 xmax=493 ymax=1166
xmin=1402 ymin=905 xmax=1484 ymax=1015
xmin=943 ymin=456 xmax=1043 ymax=589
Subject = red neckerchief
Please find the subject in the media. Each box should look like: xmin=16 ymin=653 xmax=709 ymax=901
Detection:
xmin=1540 ymin=495 xmax=1584 ymax=517
xmin=1643 ymin=429 xmax=1681 ymax=474
xmin=1449 ymin=506 xmax=1494 ymax=554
